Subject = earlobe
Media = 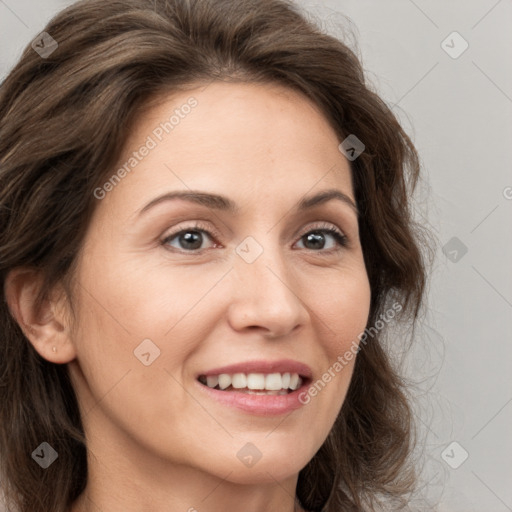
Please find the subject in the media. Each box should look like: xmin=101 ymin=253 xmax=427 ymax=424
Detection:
xmin=4 ymin=267 xmax=77 ymax=364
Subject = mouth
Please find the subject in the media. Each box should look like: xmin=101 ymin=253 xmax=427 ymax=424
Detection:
xmin=195 ymin=359 xmax=313 ymax=415
xmin=194 ymin=359 xmax=313 ymax=414
xmin=197 ymin=371 xmax=309 ymax=395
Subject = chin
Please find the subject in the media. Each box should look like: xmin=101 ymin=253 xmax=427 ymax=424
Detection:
xmin=198 ymin=442 xmax=315 ymax=484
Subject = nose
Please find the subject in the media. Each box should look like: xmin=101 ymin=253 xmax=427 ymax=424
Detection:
xmin=226 ymin=242 xmax=309 ymax=339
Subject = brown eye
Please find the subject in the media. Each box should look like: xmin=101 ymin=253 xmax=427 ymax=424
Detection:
xmin=295 ymin=224 xmax=348 ymax=253
xmin=161 ymin=221 xmax=218 ymax=253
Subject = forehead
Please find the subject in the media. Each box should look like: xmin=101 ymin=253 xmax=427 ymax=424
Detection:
xmin=99 ymin=81 xmax=353 ymax=218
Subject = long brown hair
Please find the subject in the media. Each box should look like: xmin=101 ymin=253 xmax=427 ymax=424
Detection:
xmin=0 ymin=1 xmax=432 ymax=510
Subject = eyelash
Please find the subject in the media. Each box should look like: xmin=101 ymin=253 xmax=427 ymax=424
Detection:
xmin=161 ymin=221 xmax=349 ymax=255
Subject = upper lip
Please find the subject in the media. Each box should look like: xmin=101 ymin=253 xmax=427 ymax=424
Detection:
xmin=197 ymin=359 xmax=313 ymax=380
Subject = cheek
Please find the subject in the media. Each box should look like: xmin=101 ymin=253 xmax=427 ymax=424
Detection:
xmin=68 ymin=280 xmax=194 ymax=451
xmin=70 ymin=252 xmax=220 ymax=416
xmin=313 ymin=267 xmax=371 ymax=354
xmin=76 ymin=255 xmax=173 ymax=342
xmin=298 ymin=266 xmax=371 ymax=420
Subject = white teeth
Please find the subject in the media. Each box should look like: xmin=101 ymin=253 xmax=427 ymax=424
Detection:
xmin=231 ymin=373 xmax=247 ymax=389
xmin=206 ymin=375 xmax=219 ymax=388
xmin=289 ymin=373 xmax=299 ymax=390
xmin=247 ymin=373 xmax=266 ymax=390
xmin=218 ymin=374 xmax=231 ymax=390
xmin=265 ymin=373 xmax=283 ymax=390
xmin=201 ymin=372 xmax=304 ymax=391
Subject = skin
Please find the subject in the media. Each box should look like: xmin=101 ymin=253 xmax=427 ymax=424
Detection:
xmin=6 ymin=81 xmax=371 ymax=512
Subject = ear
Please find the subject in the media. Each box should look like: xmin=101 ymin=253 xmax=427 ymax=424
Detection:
xmin=4 ymin=267 xmax=77 ymax=364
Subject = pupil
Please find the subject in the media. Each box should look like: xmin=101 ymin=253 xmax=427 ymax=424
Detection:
xmin=306 ymin=232 xmax=324 ymax=249
xmin=181 ymin=231 xmax=202 ymax=250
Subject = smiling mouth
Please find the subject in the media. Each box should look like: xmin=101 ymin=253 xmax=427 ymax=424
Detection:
xmin=197 ymin=372 xmax=307 ymax=395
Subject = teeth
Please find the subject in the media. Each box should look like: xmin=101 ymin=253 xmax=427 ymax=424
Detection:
xmin=218 ymin=374 xmax=231 ymax=390
xmin=265 ymin=373 xmax=283 ymax=390
xmin=232 ymin=373 xmax=247 ymax=389
xmin=247 ymin=373 xmax=265 ymax=390
xmin=206 ymin=375 xmax=219 ymax=388
xmin=200 ymin=372 xmax=303 ymax=392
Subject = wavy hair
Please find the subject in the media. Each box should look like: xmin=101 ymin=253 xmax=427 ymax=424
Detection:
xmin=0 ymin=0 xmax=431 ymax=510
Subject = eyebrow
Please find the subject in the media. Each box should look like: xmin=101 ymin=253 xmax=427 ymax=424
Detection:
xmin=137 ymin=188 xmax=358 ymax=217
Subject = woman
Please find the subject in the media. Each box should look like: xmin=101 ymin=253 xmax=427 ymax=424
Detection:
xmin=0 ymin=0 xmax=430 ymax=511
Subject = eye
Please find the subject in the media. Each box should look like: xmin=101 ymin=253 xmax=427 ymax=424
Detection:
xmin=161 ymin=221 xmax=217 ymax=252
xmin=161 ymin=221 xmax=348 ymax=254
xmin=295 ymin=222 xmax=348 ymax=253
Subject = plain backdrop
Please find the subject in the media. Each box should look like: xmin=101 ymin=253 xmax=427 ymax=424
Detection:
xmin=1 ymin=1 xmax=511 ymax=511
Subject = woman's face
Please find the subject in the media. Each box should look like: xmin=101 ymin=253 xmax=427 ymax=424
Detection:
xmin=66 ymin=81 xmax=371 ymax=485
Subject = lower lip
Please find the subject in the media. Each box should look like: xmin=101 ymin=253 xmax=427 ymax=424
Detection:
xmin=195 ymin=379 xmax=310 ymax=416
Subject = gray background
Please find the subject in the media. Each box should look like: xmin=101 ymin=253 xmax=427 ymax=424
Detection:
xmin=1 ymin=1 xmax=511 ymax=511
